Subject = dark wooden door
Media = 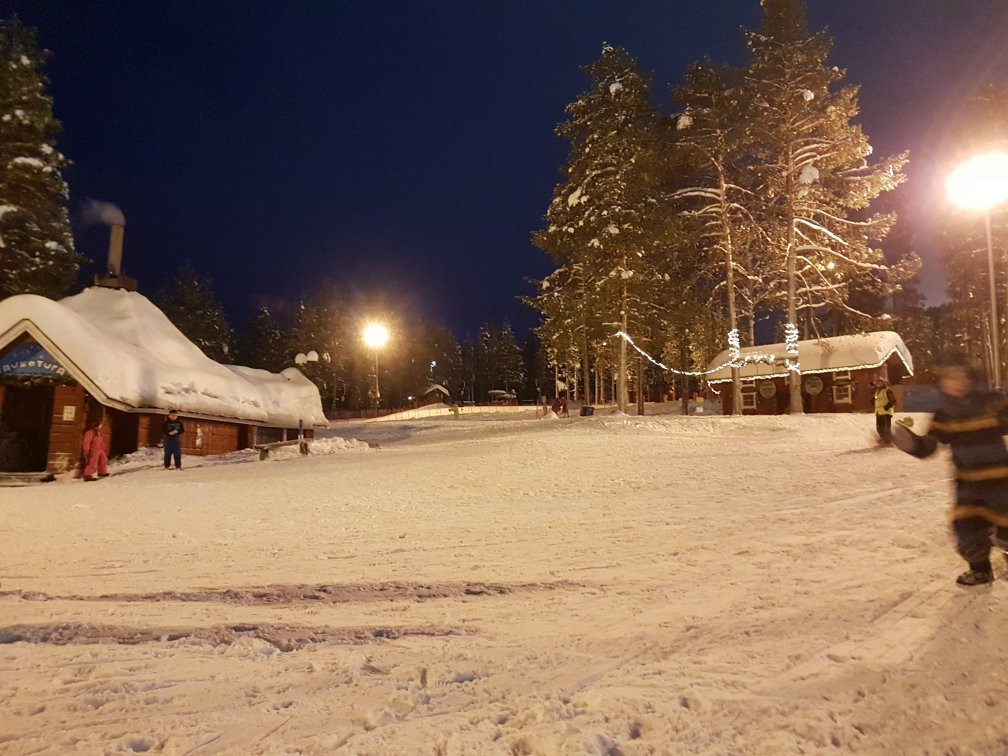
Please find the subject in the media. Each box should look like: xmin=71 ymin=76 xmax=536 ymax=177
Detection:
xmin=0 ymin=383 xmax=54 ymax=471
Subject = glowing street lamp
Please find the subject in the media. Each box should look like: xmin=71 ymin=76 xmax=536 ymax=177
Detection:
xmin=362 ymin=323 xmax=389 ymax=414
xmin=947 ymin=151 xmax=1008 ymax=389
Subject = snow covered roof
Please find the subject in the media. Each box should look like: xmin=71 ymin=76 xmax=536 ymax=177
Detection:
xmin=0 ymin=288 xmax=327 ymax=426
xmin=705 ymin=331 xmax=913 ymax=384
xmin=423 ymin=383 xmax=450 ymax=396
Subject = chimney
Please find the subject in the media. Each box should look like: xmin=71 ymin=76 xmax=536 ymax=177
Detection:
xmin=108 ymin=223 xmax=124 ymax=276
xmin=93 ymin=223 xmax=138 ymax=291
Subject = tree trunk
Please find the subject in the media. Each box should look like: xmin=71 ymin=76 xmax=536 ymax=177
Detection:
xmin=618 ymin=275 xmax=628 ymax=412
xmin=717 ymin=166 xmax=743 ymax=417
xmin=786 ymin=146 xmax=804 ymax=415
xmin=680 ymin=344 xmax=690 ymax=416
xmin=588 ymin=356 xmax=596 ymax=409
xmin=637 ymin=355 xmax=645 ymax=415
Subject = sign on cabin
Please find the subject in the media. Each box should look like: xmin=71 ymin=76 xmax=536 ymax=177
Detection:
xmin=0 ymin=343 xmax=67 ymax=378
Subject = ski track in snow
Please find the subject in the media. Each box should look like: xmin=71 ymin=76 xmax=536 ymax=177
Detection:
xmin=2 ymin=410 xmax=1008 ymax=753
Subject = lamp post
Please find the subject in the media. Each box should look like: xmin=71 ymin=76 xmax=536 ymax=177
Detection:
xmin=948 ymin=152 xmax=1008 ymax=389
xmin=362 ymin=323 xmax=389 ymax=416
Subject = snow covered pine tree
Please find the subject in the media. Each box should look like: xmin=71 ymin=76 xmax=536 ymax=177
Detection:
xmin=0 ymin=18 xmax=79 ymax=299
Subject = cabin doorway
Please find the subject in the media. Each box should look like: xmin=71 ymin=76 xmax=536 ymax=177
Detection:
xmin=108 ymin=409 xmax=139 ymax=458
xmin=0 ymin=383 xmax=54 ymax=471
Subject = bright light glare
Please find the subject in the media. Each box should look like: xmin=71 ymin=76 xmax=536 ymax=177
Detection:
xmin=947 ymin=152 xmax=1008 ymax=210
xmin=362 ymin=322 xmax=389 ymax=349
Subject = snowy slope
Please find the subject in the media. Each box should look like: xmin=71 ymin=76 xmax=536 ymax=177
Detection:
xmin=1 ymin=411 xmax=1006 ymax=753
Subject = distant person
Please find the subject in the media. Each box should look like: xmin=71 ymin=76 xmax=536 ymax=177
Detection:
xmin=893 ymin=355 xmax=1008 ymax=585
xmin=550 ymin=395 xmax=569 ymax=417
xmin=873 ymin=378 xmax=896 ymax=445
xmin=163 ymin=409 xmax=185 ymax=470
xmin=81 ymin=416 xmax=109 ymax=481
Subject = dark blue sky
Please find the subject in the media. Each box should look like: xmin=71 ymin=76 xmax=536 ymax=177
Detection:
xmin=8 ymin=1 xmax=1008 ymax=338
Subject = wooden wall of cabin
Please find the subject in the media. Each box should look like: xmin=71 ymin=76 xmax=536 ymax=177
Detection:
xmin=46 ymin=384 xmax=89 ymax=473
xmin=719 ymin=366 xmax=898 ymax=415
xmin=133 ymin=414 xmax=250 ymax=456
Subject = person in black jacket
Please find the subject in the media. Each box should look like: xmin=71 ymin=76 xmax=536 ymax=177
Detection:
xmin=894 ymin=355 xmax=1008 ymax=585
xmin=163 ymin=409 xmax=185 ymax=470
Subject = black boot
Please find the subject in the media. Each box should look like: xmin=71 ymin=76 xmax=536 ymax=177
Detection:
xmin=957 ymin=561 xmax=994 ymax=585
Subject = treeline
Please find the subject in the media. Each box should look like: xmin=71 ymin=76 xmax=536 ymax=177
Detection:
xmin=153 ymin=264 xmax=551 ymax=413
xmin=528 ymin=0 xmax=919 ymax=412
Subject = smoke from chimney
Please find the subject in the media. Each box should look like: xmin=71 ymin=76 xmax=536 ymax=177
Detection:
xmin=81 ymin=198 xmax=126 ymax=227
xmin=84 ymin=199 xmax=137 ymax=291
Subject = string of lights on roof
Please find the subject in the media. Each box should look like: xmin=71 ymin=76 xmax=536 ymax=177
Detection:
xmin=614 ymin=328 xmax=912 ymax=383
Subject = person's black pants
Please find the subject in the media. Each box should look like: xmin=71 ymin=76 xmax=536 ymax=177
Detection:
xmin=954 ymin=515 xmax=1008 ymax=571
xmin=164 ymin=437 xmax=182 ymax=469
xmin=876 ymin=413 xmax=892 ymax=444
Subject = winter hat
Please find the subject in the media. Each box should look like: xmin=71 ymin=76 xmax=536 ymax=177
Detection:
xmin=937 ymin=353 xmax=979 ymax=381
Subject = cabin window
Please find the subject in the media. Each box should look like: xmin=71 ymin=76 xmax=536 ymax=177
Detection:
xmin=833 ymin=369 xmax=852 ymax=381
xmin=832 ymin=383 xmax=853 ymax=404
xmin=741 ymin=391 xmax=758 ymax=410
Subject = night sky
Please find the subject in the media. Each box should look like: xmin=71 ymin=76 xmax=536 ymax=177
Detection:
xmin=8 ymin=1 xmax=1008 ymax=339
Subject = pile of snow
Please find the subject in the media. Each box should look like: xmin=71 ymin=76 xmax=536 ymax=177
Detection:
xmin=0 ymin=288 xmax=326 ymax=426
xmin=267 ymin=436 xmax=370 ymax=460
xmin=102 ymin=434 xmax=369 ymax=470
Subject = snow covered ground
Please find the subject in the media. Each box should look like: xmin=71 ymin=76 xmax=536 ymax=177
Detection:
xmin=2 ymin=409 xmax=1007 ymax=754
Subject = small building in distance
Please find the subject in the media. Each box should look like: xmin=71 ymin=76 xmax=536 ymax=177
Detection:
xmin=705 ymin=331 xmax=913 ymax=415
xmin=420 ymin=384 xmax=450 ymax=405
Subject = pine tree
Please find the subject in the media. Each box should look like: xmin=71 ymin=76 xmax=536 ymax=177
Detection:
xmin=285 ymin=283 xmax=348 ymax=413
xmin=477 ymin=322 xmax=497 ymax=394
xmin=521 ymin=333 xmax=552 ymax=401
xmin=155 ymin=262 xmax=233 ymax=363
xmin=496 ymin=320 xmax=525 ymax=393
xmin=525 ymin=266 xmax=585 ymax=397
xmin=672 ymin=60 xmax=763 ymax=414
xmin=235 ymin=305 xmax=285 ymax=372
xmin=533 ymin=45 xmax=663 ymax=411
xmin=0 ymin=18 xmax=80 ymax=299
xmin=396 ymin=322 xmax=461 ymax=403
xmin=744 ymin=0 xmax=915 ymax=412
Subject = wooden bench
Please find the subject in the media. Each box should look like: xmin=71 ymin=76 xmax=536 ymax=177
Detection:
xmin=255 ymin=439 xmax=310 ymax=460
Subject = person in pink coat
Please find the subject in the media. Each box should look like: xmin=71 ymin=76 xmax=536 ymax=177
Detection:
xmin=82 ymin=417 xmax=109 ymax=481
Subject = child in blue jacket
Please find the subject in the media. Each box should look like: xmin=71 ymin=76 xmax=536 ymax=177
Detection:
xmin=163 ymin=409 xmax=185 ymax=470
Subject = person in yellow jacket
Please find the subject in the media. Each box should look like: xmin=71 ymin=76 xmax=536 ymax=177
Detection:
xmin=873 ymin=378 xmax=896 ymax=445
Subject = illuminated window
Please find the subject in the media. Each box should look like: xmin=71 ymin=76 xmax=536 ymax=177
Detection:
xmin=832 ymin=383 xmax=853 ymax=404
